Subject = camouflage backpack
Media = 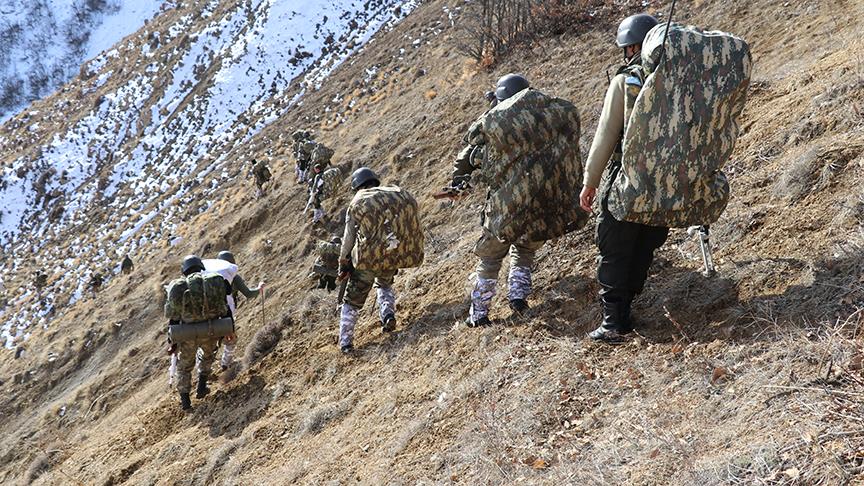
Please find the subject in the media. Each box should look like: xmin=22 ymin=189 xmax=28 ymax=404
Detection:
xmin=311 ymin=144 xmax=334 ymax=166
xmin=318 ymin=167 xmax=343 ymax=199
xmin=313 ymin=240 xmax=340 ymax=276
xmin=347 ymin=186 xmax=424 ymax=272
xmin=466 ymin=89 xmax=587 ymax=243
xmin=608 ymin=23 xmax=752 ymax=227
xmin=164 ymin=272 xmax=230 ymax=323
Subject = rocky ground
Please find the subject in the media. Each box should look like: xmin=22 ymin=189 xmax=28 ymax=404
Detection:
xmin=1 ymin=0 xmax=863 ymax=484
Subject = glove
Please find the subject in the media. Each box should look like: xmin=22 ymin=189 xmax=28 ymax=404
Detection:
xmin=338 ymin=259 xmax=354 ymax=281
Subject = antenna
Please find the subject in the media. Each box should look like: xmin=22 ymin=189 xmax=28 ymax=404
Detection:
xmin=657 ymin=0 xmax=678 ymax=67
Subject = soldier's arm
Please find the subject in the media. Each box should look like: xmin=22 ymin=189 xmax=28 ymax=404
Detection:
xmin=584 ymin=74 xmax=626 ymax=189
xmin=233 ymin=275 xmax=260 ymax=299
xmin=451 ymin=145 xmax=478 ymax=187
xmin=340 ymin=212 xmax=357 ymax=262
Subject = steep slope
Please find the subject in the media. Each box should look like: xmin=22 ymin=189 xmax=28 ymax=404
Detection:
xmin=1 ymin=0 xmax=863 ymax=484
xmin=0 ymin=0 xmax=167 ymax=122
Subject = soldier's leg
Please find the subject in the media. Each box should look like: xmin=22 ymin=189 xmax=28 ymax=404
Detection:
xmin=220 ymin=341 xmax=235 ymax=370
xmin=507 ymin=239 xmax=545 ymax=311
xmin=630 ymin=224 xmax=671 ymax=294
xmin=177 ymin=341 xmax=197 ymax=396
xmin=325 ymin=276 xmax=337 ymax=292
xmin=196 ymin=338 xmax=217 ymax=398
xmin=374 ymin=270 xmax=397 ymax=331
xmin=339 ymin=270 xmax=374 ymax=351
xmin=470 ymin=229 xmax=509 ymax=325
xmin=591 ymin=206 xmax=641 ymax=340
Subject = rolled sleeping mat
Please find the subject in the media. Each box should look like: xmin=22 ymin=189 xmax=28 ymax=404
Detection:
xmin=168 ymin=317 xmax=235 ymax=344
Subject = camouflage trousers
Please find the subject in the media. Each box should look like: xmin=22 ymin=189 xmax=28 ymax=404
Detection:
xmin=474 ymin=227 xmax=544 ymax=280
xmin=177 ymin=337 xmax=218 ymax=394
xmin=339 ymin=269 xmax=397 ymax=347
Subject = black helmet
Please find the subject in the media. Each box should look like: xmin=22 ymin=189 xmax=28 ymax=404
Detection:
xmin=330 ymin=236 xmax=342 ymax=245
xmin=494 ymin=73 xmax=529 ymax=102
xmin=181 ymin=255 xmax=204 ymax=275
xmin=351 ymin=167 xmax=380 ymax=191
xmin=217 ymin=251 xmax=236 ymax=264
xmin=616 ymin=13 xmax=659 ymax=48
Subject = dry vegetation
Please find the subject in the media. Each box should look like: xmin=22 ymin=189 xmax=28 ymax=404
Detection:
xmin=0 ymin=0 xmax=863 ymax=484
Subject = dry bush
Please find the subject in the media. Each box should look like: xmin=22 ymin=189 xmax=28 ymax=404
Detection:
xmin=23 ymin=442 xmax=62 ymax=485
xmin=193 ymin=437 xmax=247 ymax=486
xmin=240 ymin=316 xmax=291 ymax=371
xmin=455 ymin=0 xmax=642 ymax=66
xmin=296 ymin=397 xmax=354 ymax=436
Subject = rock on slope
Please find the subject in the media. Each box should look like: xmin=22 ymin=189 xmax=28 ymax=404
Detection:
xmin=0 ymin=0 xmax=863 ymax=484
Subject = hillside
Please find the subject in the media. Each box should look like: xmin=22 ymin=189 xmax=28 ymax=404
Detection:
xmin=1 ymin=0 xmax=863 ymax=484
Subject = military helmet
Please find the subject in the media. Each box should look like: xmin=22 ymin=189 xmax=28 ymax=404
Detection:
xmin=351 ymin=167 xmax=380 ymax=191
xmin=181 ymin=255 xmax=204 ymax=275
xmin=217 ymin=251 xmax=236 ymax=264
xmin=616 ymin=13 xmax=659 ymax=47
xmin=494 ymin=73 xmax=530 ymax=102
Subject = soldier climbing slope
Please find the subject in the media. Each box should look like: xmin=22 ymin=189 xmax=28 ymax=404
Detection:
xmin=311 ymin=236 xmax=341 ymax=291
xmin=337 ymin=167 xmax=424 ymax=354
xmin=580 ymin=13 xmax=750 ymax=341
xmin=208 ymin=251 xmax=264 ymax=370
xmin=250 ymin=158 xmax=272 ymax=198
xmin=291 ymin=129 xmax=315 ymax=184
xmin=120 ymin=255 xmax=134 ymax=274
xmin=89 ymin=272 xmax=103 ymax=296
xmin=305 ymin=162 xmax=344 ymax=226
xmin=441 ymin=74 xmax=586 ymax=327
xmin=165 ymin=255 xmax=234 ymax=410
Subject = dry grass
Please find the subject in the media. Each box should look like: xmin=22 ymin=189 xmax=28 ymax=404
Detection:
xmin=240 ymin=317 xmax=289 ymax=371
xmin=296 ymin=396 xmax=354 ymax=437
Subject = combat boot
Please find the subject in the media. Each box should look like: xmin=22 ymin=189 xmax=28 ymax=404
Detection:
xmin=179 ymin=392 xmax=192 ymax=411
xmin=340 ymin=343 xmax=354 ymax=354
xmin=465 ymin=315 xmax=491 ymax=328
xmin=195 ymin=375 xmax=210 ymax=399
xmin=381 ymin=313 xmax=396 ymax=333
xmin=588 ymin=296 xmax=633 ymax=343
xmin=509 ymin=299 xmax=529 ymax=315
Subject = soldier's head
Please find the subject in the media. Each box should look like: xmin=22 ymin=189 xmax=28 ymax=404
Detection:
xmin=217 ymin=251 xmax=236 ymax=264
xmin=616 ymin=13 xmax=658 ymax=60
xmin=181 ymin=255 xmax=204 ymax=276
xmin=350 ymin=167 xmax=380 ymax=192
xmin=494 ymin=74 xmax=530 ymax=102
xmin=330 ymin=236 xmax=342 ymax=245
xmin=484 ymin=90 xmax=497 ymax=108
xmin=313 ymin=162 xmax=324 ymax=174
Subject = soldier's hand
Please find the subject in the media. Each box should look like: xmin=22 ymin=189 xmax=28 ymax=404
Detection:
xmin=338 ymin=259 xmax=354 ymax=281
xmin=167 ymin=343 xmax=177 ymax=355
xmin=580 ymin=186 xmax=597 ymax=213
xmin=225 ymin=333 xmax=236 ymax=343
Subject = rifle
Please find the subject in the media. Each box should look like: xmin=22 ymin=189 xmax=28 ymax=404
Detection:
xmin=335 ymin=276 xmax=348 ymax=316
xmin=687 ymin=225 xmax=715 ymax=277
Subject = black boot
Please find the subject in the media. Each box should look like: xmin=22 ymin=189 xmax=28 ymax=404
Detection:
xmin=196 ymin=375 xmax=210 ymax=399
xmin=180 ymin=392 xmax=192 ymax=411
xmin=509 ymin=299 xmax=529 ymax=315
xmin=381 ymin=313 xmax=396 ymax=332
xmin=465 ymin=315 xmax=491 ymax=328
xmin=588 ymin=294 xmax=633 ymax=343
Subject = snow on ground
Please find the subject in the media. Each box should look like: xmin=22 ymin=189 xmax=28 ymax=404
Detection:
xmin=0 ymin=0 xmax=165 ymax=122
xmin=0 ymin=0 xmax=423 ymax=348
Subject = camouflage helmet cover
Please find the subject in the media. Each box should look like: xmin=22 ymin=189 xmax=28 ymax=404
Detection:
xmin=616 ymin=13 xmax=659 ymax=47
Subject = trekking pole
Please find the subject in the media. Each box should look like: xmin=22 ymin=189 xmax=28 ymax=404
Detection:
xmin=260 ymin=285 xmax=266 ymax=327
xmin=687 ymin=225 xmax=715 ymax=277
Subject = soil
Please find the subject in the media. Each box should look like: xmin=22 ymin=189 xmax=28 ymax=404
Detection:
xmin=1 ymin=0 xmax=864 ymax=484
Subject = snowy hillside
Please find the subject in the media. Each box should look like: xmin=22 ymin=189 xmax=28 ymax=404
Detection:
xmin=0 ymin=0 xmax=167 ymax=122
xmin=0 ymin=0 xmax=419 ymax=347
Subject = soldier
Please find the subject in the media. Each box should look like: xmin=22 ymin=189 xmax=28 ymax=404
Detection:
xmin=337 ymin=167 xmax=424 ymax=353
xmin=447 ymin=74 xmax=544 ymax=327
xmin=212 ymin=251 xmax=264 ymax=370
xmin=250 ymin=159 xmax=272 ymax=197
xmin=167 ymin=255 xmax=230 ymax=410
xmin=34 ymin=271 xmax=47 ymax=298
xmin=311 ymin=236 xmax=341 ymax=291
xmin=89 ymin=272 xmax=103 ymax=295
xmin=305 ymin=162 xmax=327 ymax=224
xmin=120 ymin=255 xmax=134 ymax=274
xmin=291 ymin=129 xmax=315 ymax=183
xmin=578 ymin=13 xmax=670 ymax=342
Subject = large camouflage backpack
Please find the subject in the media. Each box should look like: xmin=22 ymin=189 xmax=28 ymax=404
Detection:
xmin=313 ymin=240 xmax=340 ymax=276
xmin=164 ymin=272 xmax=229 ymax=323
xmin=608 ymin=23 xmax=752 ymax=227
xmin=466 ymin=88 xmax=587 ymax=243
xmin=311 ymin=144 xmax=334 ymax=166
xmin=347 ymin=186 xmax=424 ymax=272
xmin=318 ymin=167 xmax=343 ymax=199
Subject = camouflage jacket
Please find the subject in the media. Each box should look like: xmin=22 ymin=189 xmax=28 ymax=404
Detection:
xmin=314 ymin=241 xmax=340 ymax=276
xmin=464 ymin=88 xmax=587 ymax=243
